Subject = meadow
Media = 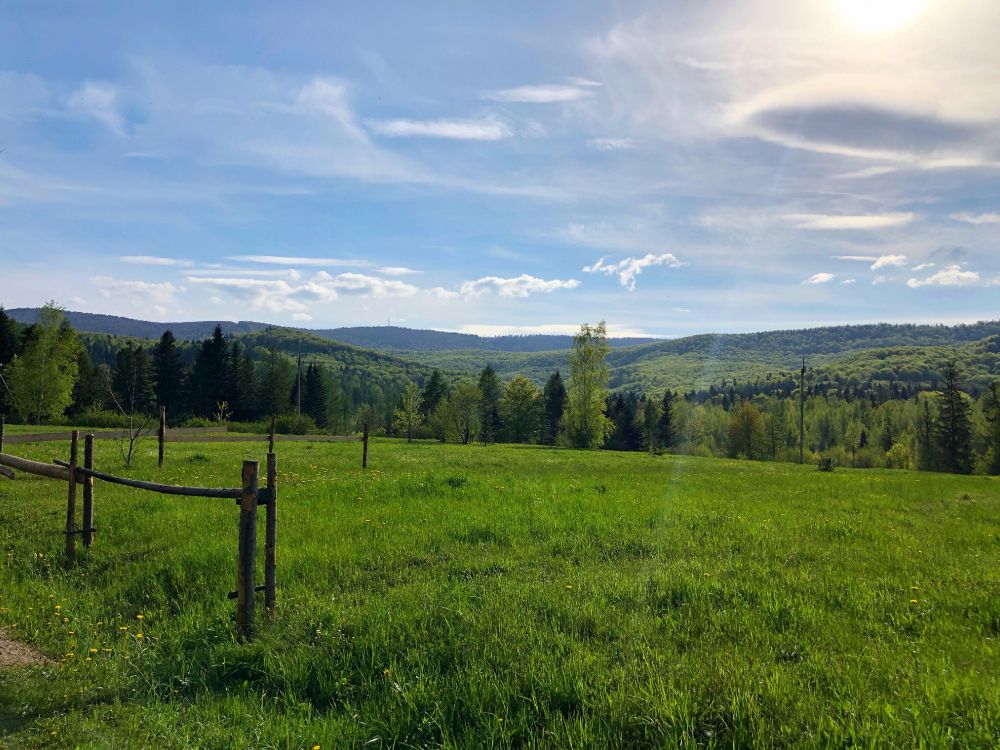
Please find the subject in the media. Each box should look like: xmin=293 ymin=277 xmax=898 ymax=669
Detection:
xmin=0 ymin=437 xmax=998 ymax=748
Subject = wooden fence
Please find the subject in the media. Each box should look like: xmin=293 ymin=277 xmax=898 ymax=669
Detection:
xmin=0 ymin=429 xmax=276 ymax=638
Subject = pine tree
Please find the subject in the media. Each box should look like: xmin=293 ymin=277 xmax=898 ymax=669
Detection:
xmin=541 ymin=371 xmax=567 ymax=445
xmin=933 ymin=361 xmax=973 ymax=474
xmin=190 ymin=325 xmax=230 ymax=416
xmin=228 ymin=341 xmax=256 ymax=421
xmin=112 ymin=345 xmax=155 ymax=416
xmin=982 ymin=381 xmax=1000 ymax=476
xmin=658 ymin=390 xmax=675 ymax=450
xmin=70 ymin=348 xmax=109 ymax=414
xmin=303 ymin=363 xmax=329 ymax=428
xmin=420 ymin=369 xmax=449 ymax=417
xmin=257 ymin=347 xmax=295 ymax=418
xmin=152 ymin=330 xmax=184 ymax=416
xmin=477 ymin=365 xmax=502 ymax=445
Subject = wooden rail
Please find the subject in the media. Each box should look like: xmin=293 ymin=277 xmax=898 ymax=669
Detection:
xmin=0 ymin=434 xmax=276 ymax=638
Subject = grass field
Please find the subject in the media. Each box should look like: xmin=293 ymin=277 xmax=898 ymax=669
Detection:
xmin=1 ymin=438 xmax=998 ymax=748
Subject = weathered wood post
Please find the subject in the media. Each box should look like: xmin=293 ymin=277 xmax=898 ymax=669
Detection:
xmin=82 ymin=434 xmax=95 ymax=547
xmin=237 ymin=460 xmax=259 ymax=638
xmin=65 ymin=430 xmax=79 ymax=560
xmin=268 ymin=414 xmax=276 ymax=454
xmin=264 ymin=452 xmax=277 ymax=616
xmin=158 ymin=406 xmax=166 ymax=468
xmin=362 ymin=422 xmax=369 ymax=469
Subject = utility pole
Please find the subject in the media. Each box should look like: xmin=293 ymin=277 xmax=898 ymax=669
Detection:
xmin=799 ymin=356 xmax=806 ymax=463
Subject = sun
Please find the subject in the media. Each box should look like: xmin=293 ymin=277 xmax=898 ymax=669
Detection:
xmin=836 ymin=0 xmax=931 ymax=34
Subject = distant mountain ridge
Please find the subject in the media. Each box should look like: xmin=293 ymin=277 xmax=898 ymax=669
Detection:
xmin=6 ymin=309 xmax=656 ymax=351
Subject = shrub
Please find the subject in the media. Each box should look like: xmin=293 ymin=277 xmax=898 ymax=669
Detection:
xmin=74 ymin=408 xmax=128 ymax=428
xmin=885 ymin=443 xmax=912 ymax=469
xmin=180 ymin=416 xmax=214 ymax=428
xmin=274 ymin=413 xmax=317 ymax=435
xmin=817 ymin=455 xmax=836 ymax=472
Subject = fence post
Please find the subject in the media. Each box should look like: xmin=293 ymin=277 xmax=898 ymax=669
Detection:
xmin=237 ymin=460 xmax=259 ymax=638
xmin=83 ymin=434 xmax=95 ymax=547
xmin=65 ymin=430 xmax=79 ymax=561
xmin=268 ymin=414 xmax=276 ymax=454
xmin=362 ymin=423 xmax=369 ymax=469
xmin=265 ymin=452 xmax=277 ymax=617
xmin=0 ymin=415 xmax=5 ymax=454
xmin=158 ymin=406 xmax=166 ymax=468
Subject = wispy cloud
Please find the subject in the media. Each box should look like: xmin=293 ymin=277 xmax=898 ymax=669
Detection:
xmin=911 ymin=262 xmax=935 ymax=271
xmin=783 ymin=213 xmax=914 ymax=230
xmin=91 ymin=276 xmax=178 ymax=313
xmin=459 ymin=274 xmax=580 ymax=298
xmin=870 ymin=254 xmax=908 ymax=270
xmin=368 ymin=117 xmax=512 ymax=141
xmin=582 ymin=253 xmax=685 ymax=291
xmin=906 ymin=265 xmax=980 ymax=288
xmin=67 ymin=82 xmax=125 ymax=135
xmin=485 ymin=83 xmax=596 ymax=103
xmin=227 ymin=255 xmax=372 ymax=267
xmin=120 ymin=255 xmax=194 ymax=267
xmin=949 ymin=211 xmax=1000 ymax=225
xmin=587 ymin=137 xmax=637 ymax=151
xmin=803 ymin=272 xmax=835 ymax=284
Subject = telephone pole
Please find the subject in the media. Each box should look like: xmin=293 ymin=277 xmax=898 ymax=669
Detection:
xmin=799 ymin=356 xmax=806 ymax=464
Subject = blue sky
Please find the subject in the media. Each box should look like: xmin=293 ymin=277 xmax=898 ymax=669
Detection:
xmin=1 ymin=0 xmax=997 ymax=337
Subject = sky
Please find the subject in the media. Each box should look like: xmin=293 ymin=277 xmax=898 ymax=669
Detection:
xmin=1 ymin=0 xmax=998 ymax=337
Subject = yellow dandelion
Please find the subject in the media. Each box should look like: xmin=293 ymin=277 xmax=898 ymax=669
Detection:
xmin=64 ymin=653 xmax=74 ymax=658
xmin=135 ymin=633 xmax=144 ymax=639
xmin=565 ymin=584 xmax=573 ymax=590
xmin=102 ymin=648 xmax=112 ymax=653
xmin=89 ymin=648 xmax=98 ymax=654
xmin=312 ymin=745 xmax=321 ymax=750
xmin=118 ymin=626 xmax=128 ymax=631
xmin=383 ymin=668 xmax=390 ymax=677
xmin=910 ymin=599 xmax=918 ymax=604
xmin=136 ymin=614 xmax=144 ymax=620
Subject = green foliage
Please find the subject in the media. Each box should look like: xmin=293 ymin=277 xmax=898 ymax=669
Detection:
xmin=540 ymin=371 xmax=567 ymax=446
xmin=564 ymin=322 xmax=612 ymax=448
xmin=393 ymin=383 xmax=423 ymax=442
xmin=152 ymin=331 xmax=184 ymax=416
xmin=5 ymin=304 xmax=80 ymax=424
xmin=726 ymin=401 xmax=766 ymax=460
xmin=934 ymin=361 xmax=974 ymax=474
xmin=501 ymin=375 xmax=541 ymax=444
xmin=0 ymin=441 xmax=997 ymax=747
xmin=476 ymin=365 xmax=502 ymax=445
xmin=433 ymin=380 xmax=481 ymax=444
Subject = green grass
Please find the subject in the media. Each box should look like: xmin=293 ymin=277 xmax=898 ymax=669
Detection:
xmin=1 ymin=439 xmax=998 ymax=748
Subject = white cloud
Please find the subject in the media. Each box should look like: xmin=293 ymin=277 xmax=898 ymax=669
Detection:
xmin=368 ymin=117 xmax=512 ymax=141
xmin=376 ymin=266 xmax=421 ymax=276
xmin=906 ymin=265 xmax=980 ymax=288
xmin=833 ymin=255 xmax=877 ymax=262
xmin=911 ymin=262 xmax=935 ymax=271
xmin=587 ymin=137 xmax=637 ymax=151
xmin=485 ymin=84 xmax=595 ymax=103
xmin=582 ymin=253 xmax=685 ymax=291
xmin=120 ymin=255 xmax=194 ymax=267
xmin=291 ymin=313 xmax=313 ymax=321
xmin=840 ymin=278 xmax=856 ymax=285
xmin=91 ymin=276 xmax=178 ymax=306
xmin=870 ymin=254 xmax=908 ymax=270
xmin=459 ymin=274 xmax=580 ymax=298
xmin=783 ymin=213 xmax=914 ymax=230
xmin=803 ymin=272 xmax=835 ymax=284
xmin=949 ymin=211 xmax=1000 ymax=225
xmin=227 ymin=255 xmax=371 ymax=267
xmin=67 ymin=82 xmax=125 ymax=135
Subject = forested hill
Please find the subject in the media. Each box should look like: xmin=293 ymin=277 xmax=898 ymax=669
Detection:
xmin=312 ymin=326 xmax=657 ymax=351
xmin=7 ymin=309 xmax=271 ymax=339
xmin=6 ymin=310 xmax=654 ymax=351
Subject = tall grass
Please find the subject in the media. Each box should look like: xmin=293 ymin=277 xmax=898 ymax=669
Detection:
xmin=1 ymin=439 xmax=997 ymax=747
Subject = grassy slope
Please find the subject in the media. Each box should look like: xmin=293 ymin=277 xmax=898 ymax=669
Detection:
xmin=1 ymin=440 xmax=997 ymax=747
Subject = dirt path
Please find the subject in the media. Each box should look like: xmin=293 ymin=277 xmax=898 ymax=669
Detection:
xmin=0 ymin=630 xmax=48 ymax=669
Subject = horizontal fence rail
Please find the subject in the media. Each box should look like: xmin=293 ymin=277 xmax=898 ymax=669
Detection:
xmin=4 ymin=429 xmax=360 ymax=445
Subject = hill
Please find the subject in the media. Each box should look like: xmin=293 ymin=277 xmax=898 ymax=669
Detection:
xmin=6 ymin=310 xmax=654 ymax=351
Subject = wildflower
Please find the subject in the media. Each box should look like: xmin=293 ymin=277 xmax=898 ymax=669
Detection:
xmin=565 ymin=584 xmax=573 ymax=590
xmin=383 ymin=668 xmax=390 ymax=677
xmin=118 ymin=626 xmax=128 ymax=631
xmin=136 ymin=614 xmax=144 ymax=620
xmin=910 ymin=586 xmax=919 ymax=591
xmin=135 ymin=633 xmax=144 ymax=639
xmin=65 ymin=653 xmax=74 ymax=658
xmin=102 ymin=648 xmax=112 ymax=653
xmin=89 ymin=648 xmax=98 ymax=654
xmin=312 ymin=745 xmax=321 ymax=750
xmin=910 ymin=599 xmax=918 ymax=604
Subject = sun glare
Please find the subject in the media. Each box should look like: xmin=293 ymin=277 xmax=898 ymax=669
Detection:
xmin=836 ymin=0 xmax=930 ymax=34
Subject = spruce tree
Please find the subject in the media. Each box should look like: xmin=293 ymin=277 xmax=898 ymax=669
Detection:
xmin=983 ymin=381 xmax=1000 ymax=476
xmin=190 ymin=325 xmax=230 ymax=416
xmin=112 ymin=345 xmax=155 ymax=416
xmin=541 ymin=371 xmax=567 ymax=445
xmin=477 ymin=365 xmax=502 ymax=445
xmin=933 ymin=361 xmax=973 ymax=474
xmin=658 ymin=390 xmax=675 ymax=449
xmin=420 ymin=369 xmax=448 ymax=417
xmin=152 ymin=330 xmax=184 ymax=416
xmin=0 ymin=306 xmax=18 ymax=368
xmin=303 ymin=363 xmax=328 ymax=428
